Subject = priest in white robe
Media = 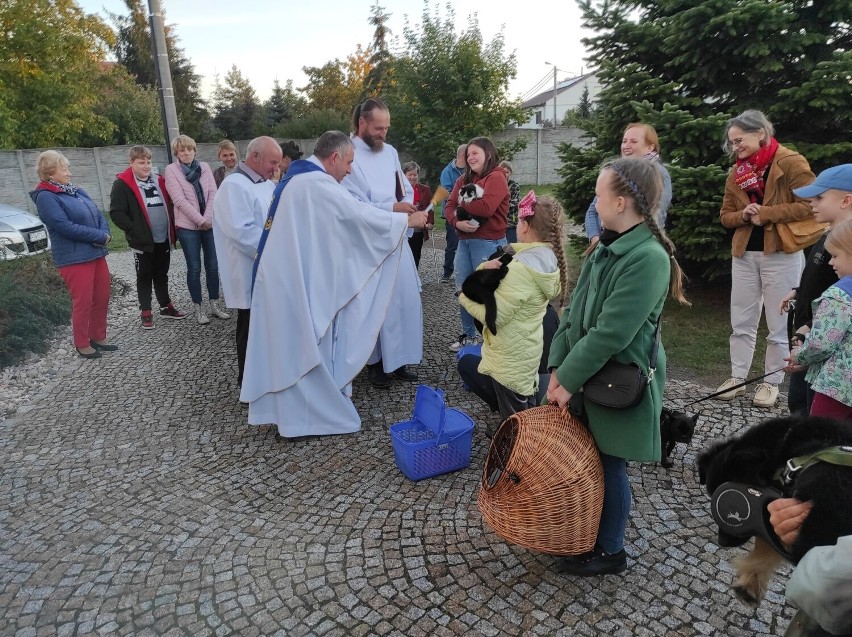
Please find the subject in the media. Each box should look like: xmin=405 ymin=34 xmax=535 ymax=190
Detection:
xmin=343 ymin=97 xmax=423 ymax=388
xmin=240 ymin=131 xmax=427 ymax=437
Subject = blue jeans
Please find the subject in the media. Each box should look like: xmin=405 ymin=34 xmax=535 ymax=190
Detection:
xmin=597 ymin=453 xmax=631 ymax=554
xmin=176 ymin=227 xmax=220 ymax=304
xmin=454 ymin=237 xmax=507 ymax=338
xmin=443 ymin=222 xmax=459 ymax=278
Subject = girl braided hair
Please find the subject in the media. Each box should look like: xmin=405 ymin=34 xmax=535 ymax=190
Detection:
xmin=605 ymin=157 xmax=690 ymax=306
xmin=523 ymin=195 xmax=570 ymax=307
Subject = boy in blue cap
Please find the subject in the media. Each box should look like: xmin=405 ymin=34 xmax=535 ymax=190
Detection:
xmin=780 ymin=164 xmax=852 ymax=414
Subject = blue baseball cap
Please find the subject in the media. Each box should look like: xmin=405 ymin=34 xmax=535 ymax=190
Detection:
xmin=793 ymin=164 xmax=852 ymax=198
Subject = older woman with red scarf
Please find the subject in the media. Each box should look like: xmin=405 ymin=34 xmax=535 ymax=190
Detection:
xmin=716 ymin=110 xmax=817 ymax=408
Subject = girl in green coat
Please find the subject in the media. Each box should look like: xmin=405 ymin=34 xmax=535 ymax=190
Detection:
xmin=547 ymin=157 xmax=689 ymax=576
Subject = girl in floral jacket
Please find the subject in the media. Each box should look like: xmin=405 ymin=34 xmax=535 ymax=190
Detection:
xmin=786 ymin=218 xmax=852 ymax=420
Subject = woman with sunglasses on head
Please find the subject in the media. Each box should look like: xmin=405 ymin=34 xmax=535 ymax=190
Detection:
xmin=716 ymin=110 xmax=817 ymax=408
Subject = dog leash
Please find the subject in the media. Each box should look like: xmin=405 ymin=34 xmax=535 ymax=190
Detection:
xmin=681 ymin=367 xmax=787 ymax=407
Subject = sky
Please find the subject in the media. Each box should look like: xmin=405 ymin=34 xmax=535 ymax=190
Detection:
xmin=76 ymin=0 xmax=594 ymax=103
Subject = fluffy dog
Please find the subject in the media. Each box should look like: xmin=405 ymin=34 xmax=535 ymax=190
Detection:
xmin=659 ymin=407 xmax=697 ymax=468
xmin=697 ymin=415 xmax=852 ymax=605
xmin=462 ymin=247 xmax=513 ymax=335
xmin=456 ymin=184 xmax=489 ymax=226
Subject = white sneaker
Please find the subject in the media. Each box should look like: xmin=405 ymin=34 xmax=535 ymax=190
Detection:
xmin=209 ymin=299 xmax=230 ymax=320
xmin=449 ymin=334 xmax=468 ymax=352
xmin=195 ymin=303 xmax=210 ymax=325
xmin=753 ymin=383 xmax=779 ymax=408
xmin=715 ymin=377 xmax=745 ymax=400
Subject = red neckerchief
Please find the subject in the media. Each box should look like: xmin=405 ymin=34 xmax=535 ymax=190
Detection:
xmin=734 ymin=137 xmax=778 ymax=203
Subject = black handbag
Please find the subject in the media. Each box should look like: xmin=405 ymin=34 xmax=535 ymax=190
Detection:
xmin=582 ymin=318 xmax=661 ymax=410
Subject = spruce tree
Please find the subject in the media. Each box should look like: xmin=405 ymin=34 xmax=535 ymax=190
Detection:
xmin=211 ymin=66 xmax=260 ymax=141
xmin=263 ymin=79 xmax=307 ymax=132
xmin=557 ymin=0 xmax=852 ymax=281
xmin=364 ymin=3 xmax=394 ymax=98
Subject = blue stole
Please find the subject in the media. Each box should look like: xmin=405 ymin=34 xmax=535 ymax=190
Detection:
xmin=252 ymin=160 xmax=324 ymax=292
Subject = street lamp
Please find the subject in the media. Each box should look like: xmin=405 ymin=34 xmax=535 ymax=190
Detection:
xmin=544 ymin=61 xmax=559 ymax=127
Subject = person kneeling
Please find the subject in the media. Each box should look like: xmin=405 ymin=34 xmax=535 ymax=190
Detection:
xmin=457 ymin=193 xmax=566 ymax=424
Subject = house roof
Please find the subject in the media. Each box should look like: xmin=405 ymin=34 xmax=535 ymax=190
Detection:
xmin=521 ymin=72 xmax=595 ymax=109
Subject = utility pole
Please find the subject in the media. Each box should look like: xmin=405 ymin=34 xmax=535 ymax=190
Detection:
xmin=545 ymin=62 xmax=560 ymax=127
xmin=148 ymin=0 xmax=180 ymax=163
xmin=552 ymin=66 xmax=558 ymax=128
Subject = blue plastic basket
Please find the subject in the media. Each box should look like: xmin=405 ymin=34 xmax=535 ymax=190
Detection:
xmin=390 ymin=385 xmax=475 ymax=481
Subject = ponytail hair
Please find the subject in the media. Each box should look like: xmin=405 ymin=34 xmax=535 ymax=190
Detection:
xmin=352 ymin=97 xmax=388 ymax=133
xmin=605 ymin=157 xmax=690 ymax=306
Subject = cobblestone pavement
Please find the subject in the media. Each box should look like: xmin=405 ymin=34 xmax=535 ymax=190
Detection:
xmin=1 ymin=235 xmax=796 ymax=637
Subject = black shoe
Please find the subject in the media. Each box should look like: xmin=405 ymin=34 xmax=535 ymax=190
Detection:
xmin=75 ymin=347 xmax=102 ymax=359
xmin=557 ymin=546 xmax=627 ymax=577
xmin=392 ymin=365 xmax=418 ymax=382
xmin=90 ymin=340 xmax=118 ymax=352
xmin=367 ymin=364 xmax=393 ymax=388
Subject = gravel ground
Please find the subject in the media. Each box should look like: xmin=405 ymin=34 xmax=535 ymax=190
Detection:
xmin=0 ymin=233 xmax=798 ymax=637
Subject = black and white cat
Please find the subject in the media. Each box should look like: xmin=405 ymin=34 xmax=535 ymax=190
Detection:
xmin=456 ymin=184 xmax=489 ymax=226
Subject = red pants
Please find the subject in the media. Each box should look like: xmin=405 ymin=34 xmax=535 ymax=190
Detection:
xmin=58 ymin=257 xmax=111 ymax=349
xmin=810 ymin=392 xmax=852 ymax=421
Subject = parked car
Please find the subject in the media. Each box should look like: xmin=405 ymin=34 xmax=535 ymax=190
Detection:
xmin=0 ymin=203 xmax=51 ymax=260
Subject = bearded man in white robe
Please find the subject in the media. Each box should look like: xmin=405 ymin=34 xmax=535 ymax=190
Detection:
xmin=342 ymin=97 xmax=423 ymax=388
xmin=240 ymin=131 xmax=427 ymax=437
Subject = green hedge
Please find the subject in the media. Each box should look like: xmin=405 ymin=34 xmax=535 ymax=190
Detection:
xmin=0 ymin=254 xmax=71 ymax=368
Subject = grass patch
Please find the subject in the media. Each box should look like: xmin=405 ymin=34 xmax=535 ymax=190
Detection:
xmin=518 ymin=184 xmax=558 ymax=198
xmin=663 ymin=284 xmax=769 ymax=385
xmin=106 ymin=217 xmax=129 ymax=252
xmin=0 ymin=254 xmax=71 ymax=368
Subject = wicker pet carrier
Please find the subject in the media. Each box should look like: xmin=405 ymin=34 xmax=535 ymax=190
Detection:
xmin=478 ymin=404 xmax=604 ymax=555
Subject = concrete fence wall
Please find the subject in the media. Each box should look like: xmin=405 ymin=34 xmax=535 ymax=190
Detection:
xmin=0 ymin=129 xmax=586 ymax=214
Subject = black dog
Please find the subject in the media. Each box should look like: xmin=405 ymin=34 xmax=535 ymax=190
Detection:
xmin=659 ymin=407 xmax=697 ymax=468
xmin=456 ymin=184 xmax=489 ymax=226
xmin=461 ymin=247 xmax=513 ymax=335
xmin=697 ymin=415 xmax=852 ymax=604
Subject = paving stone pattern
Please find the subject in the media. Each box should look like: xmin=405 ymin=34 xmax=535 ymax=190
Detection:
xmin=1 ymin=235 xmax=796 ymax=636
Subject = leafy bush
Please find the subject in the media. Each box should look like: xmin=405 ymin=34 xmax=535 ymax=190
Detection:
xmin=0 ymin=254 xmax=71 ymax=368
xmin=274 ymin=109 xmax=350 ymax=139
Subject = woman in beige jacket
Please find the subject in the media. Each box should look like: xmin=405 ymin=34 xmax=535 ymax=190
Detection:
xmin=716 ymin=110 xmax=816 ymax=407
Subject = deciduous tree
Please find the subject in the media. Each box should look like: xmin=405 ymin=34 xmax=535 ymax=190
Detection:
xmin=86 ymin=64 xmax=164 ymax=146
xmin=0 ymin=0 xmax=116 ymax=148
xmin=387 ymin=5 xmax=527 ymax=178
xmin=302 ymin=45 xmax=372 ymax=117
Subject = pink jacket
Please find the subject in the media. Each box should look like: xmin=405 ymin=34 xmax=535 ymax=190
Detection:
xmin=164 ymin=161 xmax=217 ymax=230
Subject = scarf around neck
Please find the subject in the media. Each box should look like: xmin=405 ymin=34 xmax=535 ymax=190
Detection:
xmin=181 ymin=159 xmax=206 ymax=214
xmin=644 ymin=150 xmax=661 ymax=163
xmin=734 ymin=137 xmax=779 ymax=203
xmin=48 ymin=180 xmax=78 ymax=196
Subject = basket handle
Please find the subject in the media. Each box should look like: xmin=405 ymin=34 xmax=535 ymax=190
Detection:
xmin=437 ymin=428 xmax=467 ymax=445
